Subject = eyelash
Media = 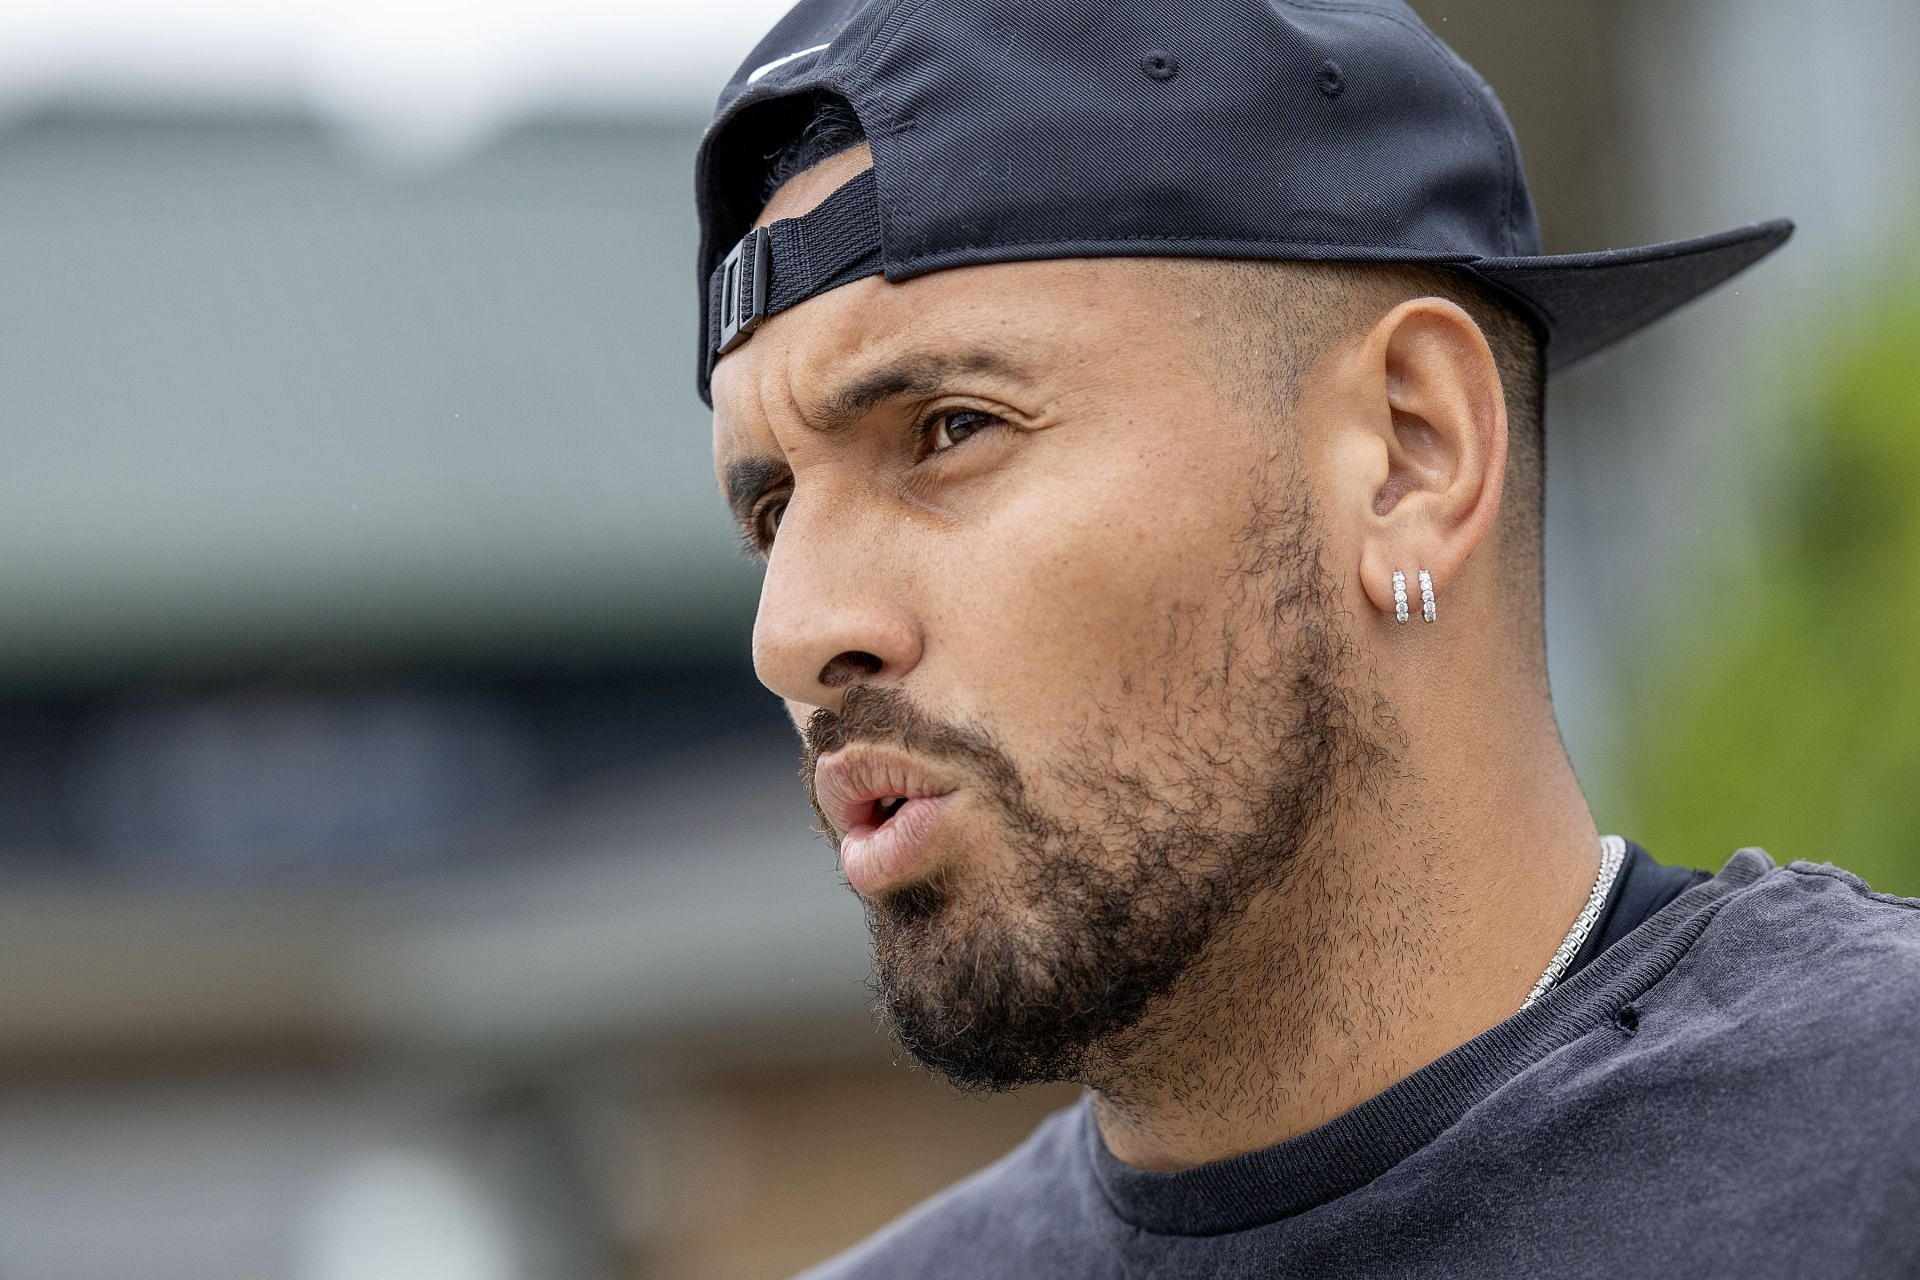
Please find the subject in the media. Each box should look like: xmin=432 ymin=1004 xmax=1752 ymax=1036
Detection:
xmin=914 ymin=406 xmax=1004 ymax=454
xmin=741 ymin=408 xmax=1007 ymax=557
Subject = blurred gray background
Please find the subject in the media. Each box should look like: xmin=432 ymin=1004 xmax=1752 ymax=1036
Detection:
xmin=2 ymin=0 xmax=1915 ymax=1276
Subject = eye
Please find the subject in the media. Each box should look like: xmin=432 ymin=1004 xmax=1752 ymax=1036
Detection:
xmin=750 ymin=494 xmax=788 ymax=552
xmin=925 ymin=408 xmax=1001 ymax=454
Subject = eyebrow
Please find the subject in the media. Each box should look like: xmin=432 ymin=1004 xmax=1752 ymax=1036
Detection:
xmin=724 ymin=455 xmax=790 ymax=533
xmin=719 ymin=345 xmax=1037 ymax=536
xmin=814 ymin=347 xmax=1033 ymax=435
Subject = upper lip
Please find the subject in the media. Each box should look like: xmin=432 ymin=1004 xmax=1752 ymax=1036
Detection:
xmin=812 ymin=745 xmax=957 ymax=836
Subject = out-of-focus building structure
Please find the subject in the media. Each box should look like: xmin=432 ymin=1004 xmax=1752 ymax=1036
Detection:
xmin=0 ymin=1 xmax=1912 ymax=1275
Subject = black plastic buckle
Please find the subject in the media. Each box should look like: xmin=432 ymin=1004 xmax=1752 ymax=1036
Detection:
xmin=716 ymin=226 xmax=771 ymax=357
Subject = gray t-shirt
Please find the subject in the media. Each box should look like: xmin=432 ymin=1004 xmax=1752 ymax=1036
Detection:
xmin=801 ymin=849 xmax=1920 ymax=1279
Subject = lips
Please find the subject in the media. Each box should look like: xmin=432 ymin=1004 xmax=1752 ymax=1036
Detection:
xmin=812 ymin=746 xmax=958 ymax=895
xmin=813 ymin=746 xmax=955 ymax=836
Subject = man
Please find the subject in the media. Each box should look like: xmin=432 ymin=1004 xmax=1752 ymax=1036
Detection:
xmin=696 ymin=2 xmax=1920 ymax=1276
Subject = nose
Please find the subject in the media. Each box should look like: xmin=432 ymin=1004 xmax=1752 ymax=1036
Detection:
xmin=750 ymin=500 xmax=923 ymax=711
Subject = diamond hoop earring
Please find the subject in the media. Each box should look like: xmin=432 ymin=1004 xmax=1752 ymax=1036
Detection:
xmin=1391 ymin=570 xmax=1409 ymax=624
xmin=1418 ymin=569 xmax=1437 ymax=623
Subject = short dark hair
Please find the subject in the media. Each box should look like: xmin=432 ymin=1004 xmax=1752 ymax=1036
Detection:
xmin=762 ymin=94 xmax=868 ymax=203
xmin=1170 ymin=255 xmax=1548 ymax=678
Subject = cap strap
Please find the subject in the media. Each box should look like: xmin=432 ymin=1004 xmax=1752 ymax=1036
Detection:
xmin=707 ymin=168 xmax=884 ymax=367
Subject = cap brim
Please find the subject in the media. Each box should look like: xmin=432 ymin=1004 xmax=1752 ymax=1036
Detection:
xmin=1467 ymin=219 xmax=1794 ymax=373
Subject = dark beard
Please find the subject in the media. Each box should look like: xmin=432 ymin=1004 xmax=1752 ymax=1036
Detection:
xmin=800 ymin=484 xmax=1385 ymax=1093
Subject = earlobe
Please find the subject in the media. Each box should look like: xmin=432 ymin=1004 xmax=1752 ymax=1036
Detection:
xmin=1358 ymin=555 xmax=1444 ymax=624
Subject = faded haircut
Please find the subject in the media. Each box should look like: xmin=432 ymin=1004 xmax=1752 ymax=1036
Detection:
xmin=1168 ymin=257 xmax=1548 ymax=658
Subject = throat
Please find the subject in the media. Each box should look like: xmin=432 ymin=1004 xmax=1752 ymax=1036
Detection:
xmin=1080 ymin=845 xmax=1513 ymax=1174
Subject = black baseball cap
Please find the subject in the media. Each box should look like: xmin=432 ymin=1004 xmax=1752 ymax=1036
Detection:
xmin=694 ymin=0 xmax=1791 ymax=404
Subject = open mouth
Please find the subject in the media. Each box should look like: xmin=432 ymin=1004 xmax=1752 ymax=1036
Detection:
xmin=812 ymin=747 xmax=958 ymax=845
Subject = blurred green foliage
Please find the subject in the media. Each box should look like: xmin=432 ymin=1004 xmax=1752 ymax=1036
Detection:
xmin=1617 ymin=270 xmax=1920 ymax=897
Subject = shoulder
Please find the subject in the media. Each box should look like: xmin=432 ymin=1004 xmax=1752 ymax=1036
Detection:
xmin=1708 ymin=854 xmax=1920 ymax=982
xmin=792 ymin=1101 xmax=1096 ymax=1280
xmin=1667 ymin=851 xmax=1920 ymax=1071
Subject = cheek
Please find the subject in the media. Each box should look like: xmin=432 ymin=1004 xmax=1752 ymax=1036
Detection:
xmin=921 ymin=435 xmax=1264 ymax=744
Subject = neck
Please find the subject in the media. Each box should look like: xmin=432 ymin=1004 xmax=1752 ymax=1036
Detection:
xmin=1087 ymin=711 xmax=1599 ymax=1173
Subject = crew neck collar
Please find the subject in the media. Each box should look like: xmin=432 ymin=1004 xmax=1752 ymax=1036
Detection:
xmin=1084 ymin=846 xmax=1774 ymax=1236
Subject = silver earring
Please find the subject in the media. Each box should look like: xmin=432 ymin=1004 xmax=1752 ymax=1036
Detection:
xmin=1419 ymin=569 xmax=1436 ymax=623
xmin=1391 ymin=570 xmax=1409 ymax=624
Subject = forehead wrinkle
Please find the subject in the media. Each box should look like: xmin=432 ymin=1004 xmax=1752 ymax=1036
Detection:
xmin=716 ymin=338 xmax=1032 ymax=530
xmin=713 ymin=359 xmax=797 ymax=528
xmin=808 ymin=346 xmax=1037 ymax=435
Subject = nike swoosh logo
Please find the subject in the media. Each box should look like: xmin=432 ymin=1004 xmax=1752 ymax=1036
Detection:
xmin=747 ymin=43 xmax=833 ymax=83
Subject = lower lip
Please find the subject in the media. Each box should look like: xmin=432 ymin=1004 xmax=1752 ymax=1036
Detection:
xmin=840 ymin=794 xmax=956 ymax=897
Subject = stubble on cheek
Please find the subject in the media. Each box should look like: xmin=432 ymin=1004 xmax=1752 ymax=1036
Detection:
xmin=789 ymin=421 xmax=1393 ymax=1092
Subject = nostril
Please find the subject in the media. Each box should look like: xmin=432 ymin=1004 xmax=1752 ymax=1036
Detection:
xmin=819 ymin=650 xmax=884 ymax=687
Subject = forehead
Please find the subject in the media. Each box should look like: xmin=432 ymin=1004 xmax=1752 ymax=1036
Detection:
xmin=709 ymin=144 xmax=1226 ymax=461
xmin=710 ymin=254 xmax=1203 ymax=460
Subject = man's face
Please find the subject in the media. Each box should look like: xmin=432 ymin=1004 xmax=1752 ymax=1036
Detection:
xmin=710 ymin=152 xmax=1385 ymax=1090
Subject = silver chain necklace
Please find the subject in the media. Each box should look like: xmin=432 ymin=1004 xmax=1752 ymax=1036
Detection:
xmin=1519 ymin=834 xmax=1627 ymax=1010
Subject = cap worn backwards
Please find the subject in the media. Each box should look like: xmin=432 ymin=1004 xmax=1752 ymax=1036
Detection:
xmin=693 ymin=0 xmax=1791 ymax=404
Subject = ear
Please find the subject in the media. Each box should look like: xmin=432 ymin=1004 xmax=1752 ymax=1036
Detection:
xmin=1327 ymin=297 xmax=1508 ymax=622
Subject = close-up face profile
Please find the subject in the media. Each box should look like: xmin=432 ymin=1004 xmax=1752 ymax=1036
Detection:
xmin=12 ymin=0 xmax=1920 ymax=1275
xmin=688 ymin=0 xmax=1920 ymax=1274
xmin=711 ymin=146 xmax=1419 ymax=1091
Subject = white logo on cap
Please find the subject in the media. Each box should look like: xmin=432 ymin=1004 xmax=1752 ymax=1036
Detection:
xmin=747 ymin=43 xmax=833 ymax=84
